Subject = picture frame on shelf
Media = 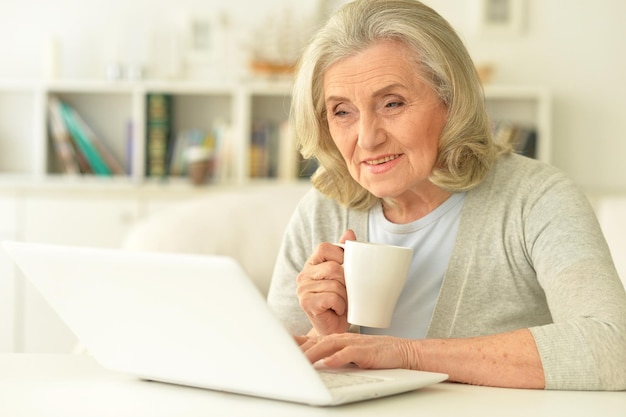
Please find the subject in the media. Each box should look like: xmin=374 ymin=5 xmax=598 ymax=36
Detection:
xmin=477 ymin=0 xmax=526 ymax=37
xmin=184 ymin=12 xmax=229 ymax=80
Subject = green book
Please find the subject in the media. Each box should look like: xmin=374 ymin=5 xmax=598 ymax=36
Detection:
xmin=58 ymin=101 xmax=112 ymax=176
xmin=146 ymin=93 xmax=173 ymax=177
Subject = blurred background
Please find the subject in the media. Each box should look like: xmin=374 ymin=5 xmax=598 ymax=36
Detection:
xmin=0 ymin=0 xmax=625 ymax=192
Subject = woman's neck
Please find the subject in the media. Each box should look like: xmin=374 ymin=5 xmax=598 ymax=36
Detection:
xmin=381 ymin=187 xmax=452 ymax=224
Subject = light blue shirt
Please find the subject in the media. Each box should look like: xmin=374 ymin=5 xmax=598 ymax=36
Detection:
xmin=363 ymin=192 xmax=466 ymax=339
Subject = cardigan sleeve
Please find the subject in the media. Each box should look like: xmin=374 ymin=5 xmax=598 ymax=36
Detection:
xmin=266 ymin=189 xmax=320 ymax=335
xmin=266 ymin=188 xmax=368 ymax=335
xmin=524 ymin=168 xmax=626 ymax=390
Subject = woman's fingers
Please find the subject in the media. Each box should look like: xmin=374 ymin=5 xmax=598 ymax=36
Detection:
xmin=296 ymin=242 xmax=349 ymax=334
xmin=299 ymin=333 xmax=415 ymax=370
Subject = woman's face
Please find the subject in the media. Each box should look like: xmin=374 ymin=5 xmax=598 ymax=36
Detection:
xmin=323 ymin=40 xmax=447 ymax=201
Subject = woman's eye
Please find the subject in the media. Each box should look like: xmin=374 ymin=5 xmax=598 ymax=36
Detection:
xmin=385 ymin=101 xmax=403 ymax=109
xmin=332 ymin=106 xmax=350 ymax=117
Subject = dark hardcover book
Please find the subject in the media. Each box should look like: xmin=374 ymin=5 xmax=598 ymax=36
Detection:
xmin=146 ymin=93 xmax=173 ymax=177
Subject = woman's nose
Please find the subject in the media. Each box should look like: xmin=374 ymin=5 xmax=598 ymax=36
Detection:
xmin=356 ymin=114 xmax=385 ymax=150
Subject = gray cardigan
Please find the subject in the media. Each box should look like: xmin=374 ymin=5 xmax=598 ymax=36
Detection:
xmin=267 ymin=153 xmax=626 ymax=390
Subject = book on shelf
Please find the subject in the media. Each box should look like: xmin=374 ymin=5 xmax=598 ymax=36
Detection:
xmin=249 ymin=120 xmax=275 ymax=178
xmin=125 ymin=120 xmax=134 ymax=176
xmin=49 ymin=96 xmax=125 ymax=176
xmin=167 ymin=130 xmax=191 ymax=177
xmin=277 ymin=120 xmax=297 ymax=180
xmin=70 ymin=138 xmax=94 ymax=175
xmin=72 ymin=108 xmax=126 ymax=175
xmin=146 ymin=93 xmax=173 ymax=178
xmin=47 ymin=97 xmax=80 ymax=175
xmin=250 ymin=119 xmax=316 ymax=180
xmin=492 ymin=120 xmax=537 ymax=159
xmin=211 ymin=120 xmax=234 ymax=183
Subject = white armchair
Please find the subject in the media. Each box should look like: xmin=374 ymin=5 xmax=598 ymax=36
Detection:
xmin=122 ymin=182 xmax=312 ymax=297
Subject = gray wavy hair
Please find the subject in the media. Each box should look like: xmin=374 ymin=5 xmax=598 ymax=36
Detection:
xmin=291 ymin=0 xmax=509 ymax=209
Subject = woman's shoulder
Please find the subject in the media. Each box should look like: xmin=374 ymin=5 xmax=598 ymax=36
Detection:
xmin=495 ymin=153 xmax=562 ymax=180
xmin=289 ymin=186 xmax=348 ymax=232
xmin=296 ymin=185 xmax=362 ymax=216
xmin=467 ymin=153 xmax=588 ymax=214
xmin=484 ymin=153 xmax=574 ymax=195
xmin=291 ymin=185 xmax=368 ymax=241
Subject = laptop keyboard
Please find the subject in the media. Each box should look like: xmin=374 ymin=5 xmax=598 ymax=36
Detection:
xmin=318 ymin=371 xmax=385 ymax=389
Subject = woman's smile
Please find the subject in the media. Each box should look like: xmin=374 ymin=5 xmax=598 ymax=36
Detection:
xmin=362 ymin=153 xmax=404 ymax=174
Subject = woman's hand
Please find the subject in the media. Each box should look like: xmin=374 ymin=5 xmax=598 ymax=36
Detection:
xmin=296 ymin=229 xmax=357 ymax=336
xmin=296 ymin=329 xmax=546 ymax=389
xmin=295 ymin=333 xmax=418 ymax=370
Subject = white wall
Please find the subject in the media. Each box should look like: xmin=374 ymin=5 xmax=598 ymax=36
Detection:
xmin=426 ymin=0 xmax=626 ymax=193
xmin=1 ymin=0 xmax=625 ymax=193
xmin=0 ymin=0 xmax=318 ymax=80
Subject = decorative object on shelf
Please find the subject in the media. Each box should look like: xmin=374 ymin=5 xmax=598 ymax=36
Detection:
xmin=185 ymin=145 xmax=212 ymax=186
xmin=169 ymin=129 xmax=211 ymax=177
xmin=247 ymin=8 xmax=313 ymax=78
xmin=126 ymin=64 xmax=145 ymax=81
xmin=477 ymin=0 xmax=526 ymax=37
xmin=475 ymin=63 xmax=496 ymax=85
xmin=103 ymin=61 xmax=146 ymax=81
xmin=42 ymin=36 xmax=61 ymax=80
xmin=168 ymin=123 xmax=232 ymax=184
xmin=105 ymin=62 xmax=124 ymax=81
xmin=102 ymin=22 xmax=150 ymax=81
xmin=184 ymin=11 xmax=231 ymax=80
xmin=249 ymin=61 xmax=296 ymax=77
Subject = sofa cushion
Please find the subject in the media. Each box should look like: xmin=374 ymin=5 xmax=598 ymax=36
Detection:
xmin=123 ymin=183 xmax=312 ymax=296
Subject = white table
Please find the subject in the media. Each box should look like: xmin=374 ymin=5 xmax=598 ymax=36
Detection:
xmin=0 ymin=354 xmax=624 ymax=417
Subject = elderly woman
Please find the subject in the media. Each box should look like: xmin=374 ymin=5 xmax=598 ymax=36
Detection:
xmin=267 ymin=0 xmax=626 ymax=390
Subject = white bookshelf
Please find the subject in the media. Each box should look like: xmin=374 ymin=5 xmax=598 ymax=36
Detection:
xmin=0 ymin=79 xmax=551 ymax=189
xmin=0 ymin=79 xmax=295 ymax=186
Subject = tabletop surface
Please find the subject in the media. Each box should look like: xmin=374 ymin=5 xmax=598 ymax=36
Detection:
xmin=0 ymin=353 xmax=624 ymax=417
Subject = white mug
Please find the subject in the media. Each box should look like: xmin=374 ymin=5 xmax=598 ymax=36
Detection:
xmin=339 ymin=240 xmax=413 ymax=328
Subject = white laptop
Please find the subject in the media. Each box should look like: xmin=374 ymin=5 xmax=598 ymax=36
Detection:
xmin=2 ymin=240 xmax=447 ymax=406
